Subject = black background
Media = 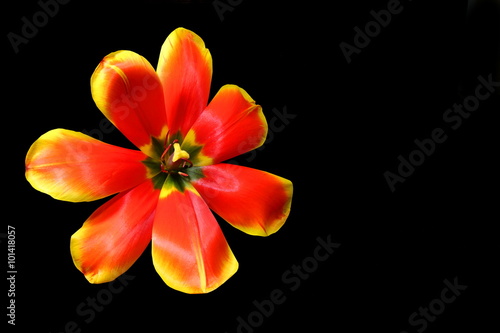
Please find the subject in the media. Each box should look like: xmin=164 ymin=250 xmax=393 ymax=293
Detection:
xmin=4 ymin=0 xmax=499 ymax=332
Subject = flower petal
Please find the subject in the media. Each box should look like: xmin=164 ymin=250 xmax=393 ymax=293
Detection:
xmin=71 ymin=179 xmax=159 ymax=283
xmin=152 ymin=177 xmax=238 ymax=294
xmin=191 ymin=164 xmax=293 ymax=236
xmin=91 ymin=50 xmax=167 ymax=156
xmin=157 ymin=28 xmax=212 ymax=138
xmin=25 ymin=129 xmax=151 ymax=202
xmin=183 ymin=85 xmax=267 ymax=166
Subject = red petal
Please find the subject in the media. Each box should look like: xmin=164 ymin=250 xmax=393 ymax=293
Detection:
xmin=191 ymin=164 xmax=293 ymax=236
xmin=71 ymin=180 xmax=159 ymax=283
xmin=91 ymin=50 xmax=167 ymax=156
xmin=25 ymin=129 xmax=151 ymax=202
xmin=184 ymin=85 xmax=267 ymax=166
xmin=152 ymin=178 xmax=238 ymax=293
xmin=157 ymin=28 xmax=212 ymax=137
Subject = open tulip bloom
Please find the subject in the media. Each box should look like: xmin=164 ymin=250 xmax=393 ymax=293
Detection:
xmin=25 ymin=28 xmax=293 ymax=294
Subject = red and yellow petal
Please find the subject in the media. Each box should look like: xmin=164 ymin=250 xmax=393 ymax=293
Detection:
xmin=71 ymin=180 xmax=159 ymax=283
xmin=183 ymin=84 xmax=267 ymax=166
xmin=25 ymin=129 xmax=150 ymax=202
xmin=157 ymin=28 xmax=212 ymax=138
xmin=191 ymin=164 xmax=293 ymax=236
xmin=152 ymin=177 xmax=238 ymax=294
xmin=91 ymin=50 xmax=167 ymax=156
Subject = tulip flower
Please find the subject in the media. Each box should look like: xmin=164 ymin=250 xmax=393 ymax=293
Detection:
xmin=25 ymin=28 xmax=293 ymax=294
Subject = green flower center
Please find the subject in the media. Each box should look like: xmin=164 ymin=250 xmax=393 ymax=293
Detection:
xmin=141 ymin=134 xmax=205 ymax=192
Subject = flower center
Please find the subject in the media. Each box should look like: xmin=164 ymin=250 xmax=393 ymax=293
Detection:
xmin=160 ymin=139 xmax=193 ymax=176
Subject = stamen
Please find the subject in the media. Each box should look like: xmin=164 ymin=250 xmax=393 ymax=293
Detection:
xmin=160 ymin=138 xmax=177 ymax=165
xmin=181 ymin=159 xmax=193 ymax=168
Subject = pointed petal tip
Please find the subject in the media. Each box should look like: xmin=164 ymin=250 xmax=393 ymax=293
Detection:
xmin=152 ymin=181 xmax=238 ymax=294
xmin=70 ymin=230 xmax=120 ymax=284
xmin=90 ymin=50 xmax=166 ymax=154
xmin=70 ymin=181 xmax=158 ymax=285
xmin=184 ymin=85 xmax=267 ymax=165
xmin=153 ymin=255 xmax=239 ymax=294
xmin=192 ymin=164 xmax=293 ymax=237
xmin=25 ymin=129 xmax=150 ymax=202
xmin=157 ymin=27 xmax=212 ymax=137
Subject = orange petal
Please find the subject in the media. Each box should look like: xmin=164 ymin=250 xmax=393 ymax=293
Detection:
xmin=71 ymin=179 xmax=159 ymax=283
xmin=25 ymin=129 xmax=151 ymax=202
xmin=183 ymin=84 xmax=267 ymax=166
xmin=157 ymin=28 xmax=212 ymax=138
xmin=152 ymin=177 xmax=238 ymax=293
xmin=91 ymin=50 xmax=167 ymax=156
xmin=191 ymin=164 xmax=293 ymax=236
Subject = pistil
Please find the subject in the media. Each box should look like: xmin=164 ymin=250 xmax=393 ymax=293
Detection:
xmin=160 ymin=139 xmax=193 ymax=175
